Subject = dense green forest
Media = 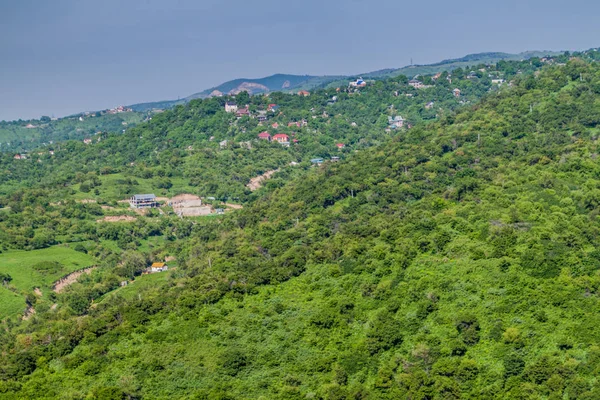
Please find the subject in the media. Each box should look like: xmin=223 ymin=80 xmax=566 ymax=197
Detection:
xmin=0 ymin=111 xmax=147 ymax=152
xmin=1 ymin=53 xmax=600 ymax=398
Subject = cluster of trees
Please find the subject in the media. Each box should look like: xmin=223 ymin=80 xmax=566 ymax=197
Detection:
xmin=0 ymin=111 xmax=147 ymax=152
xmin=1 ymin=57 xmax=600 ymax=398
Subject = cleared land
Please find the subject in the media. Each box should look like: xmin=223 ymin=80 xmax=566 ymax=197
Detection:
xmin=247 ymin=169 xmax=279 ymax=191
xmin=0 ymin=247 xmax=95 ymax=318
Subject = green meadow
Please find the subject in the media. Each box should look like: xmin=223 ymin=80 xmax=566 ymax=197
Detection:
xmin=0 ymin=246 xmax=95 ymax=318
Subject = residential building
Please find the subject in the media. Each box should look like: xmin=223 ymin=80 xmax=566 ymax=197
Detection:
xmin=236 ymin=106 xmax=250 ymax=118
xmin=408 ymin=79 xmax=424 ymax=89
xmin=311 ymin=158 xmax=324 ymax=164
xmin=225 ymin=102 xmax=238 ymax=113
xmin=267 ymin=104 xmax=279 ymax=112
xmin=258 ymin=132 xmax=271 ymax=141
xmin=150 ymin=262 xmax=168 ymax=273
xmin=273 ymin=133 xmax=290 ymax=145
xmin=297 ymin=90 xmax=310 ymax=96
xmin=349 ymin=78 xmax=367 ymax=87
xmin=336 ymin=143 xmax=345 ymax=150
xmin=388 ymin=116 xmax=404 ymax=129
xmin=130 ymin=194 xmax=158 ymax=208
xmin=453 ymin=88 xmax=461 ymax=97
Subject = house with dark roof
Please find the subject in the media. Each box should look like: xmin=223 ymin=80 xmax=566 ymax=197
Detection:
xmin=225 ymin=102 xmax=238 ymax=113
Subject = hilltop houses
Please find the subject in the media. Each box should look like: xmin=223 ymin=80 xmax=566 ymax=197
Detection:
xmin=409 ymin=79 xmax=424 ymax=89
xmin=297 ymin=90 xmax=310 ymax=97
xmin=350 ymin=78 xmax=367 ymax=87
xmin=258 ymin=132 xmax=271 ymax=141
xmin=225 ymin=102 xmax=238 ymax=113
xmin=235 ymin=106 xmax=250 ymax=118
xmin=388 ymin=116 xmax=404 ymax=129
xmin=130 ymin=194 xmax=158 ymax=209
xmin=273 ymin=133 xmax=290 ymax=145
xmin=149 ymin=262 xmax=169 ymax=273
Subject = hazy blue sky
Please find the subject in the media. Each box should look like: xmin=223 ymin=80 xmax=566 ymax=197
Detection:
xmin=1 ymin=0 xmax=599 ymax=121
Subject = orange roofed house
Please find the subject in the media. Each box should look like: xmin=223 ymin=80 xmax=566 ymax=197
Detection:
xmin=150 ymin=262 xmax=169 ymax=273
xmin=297 ymin=90 xmax=310 ymax=96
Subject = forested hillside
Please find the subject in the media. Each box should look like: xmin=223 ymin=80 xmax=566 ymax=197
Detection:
xmin=0 ymin=111 xmax=147 ymax=152
xmin=1 ymin=54 xmax=600 ymax=399
xmin=1 ymin=54 xmax=572 ymax=204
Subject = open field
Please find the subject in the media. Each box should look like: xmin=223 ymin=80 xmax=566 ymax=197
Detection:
xmin=97 ymin=271 xmax=170 ymax=304
xmin=0 ymin=246 xmax=95 ymax=318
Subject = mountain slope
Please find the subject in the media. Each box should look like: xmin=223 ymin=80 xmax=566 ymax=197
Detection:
xmin=128 ymin=50 xmax=566 ymax=112
xmin=2 ymin=58 xmax=600 ymax=398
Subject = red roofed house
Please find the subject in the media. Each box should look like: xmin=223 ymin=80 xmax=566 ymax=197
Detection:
xmin=271 ymin=122 xmax=279 ymax=129
xmin=258 ymin=132 xmax=271 ymax=141
xmin=336 ymin=143 xmax=345 ymax=150
xmin=273 ymin=133 xmax=290 ymax=144
xmin=267 ymin=104 xmax=279 ymax=112
xmin=297 ymin=90 xmax=310 ymax=96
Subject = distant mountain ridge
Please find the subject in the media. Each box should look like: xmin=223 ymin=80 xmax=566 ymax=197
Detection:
xmin=128 ymin=50 xmax=563 ymax=112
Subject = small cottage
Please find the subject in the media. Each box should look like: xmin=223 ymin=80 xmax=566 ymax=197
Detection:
xmin=150 ymin=262 xmax=168 ymax=273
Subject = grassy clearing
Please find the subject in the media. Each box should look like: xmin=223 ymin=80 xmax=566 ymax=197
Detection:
xmin=0 ymin=246 xmax=95 ymax=318
xmin=0 ymin=287 xmax=25 ymax=318
xmin=98 ymin=271 xmax=170 ymax=304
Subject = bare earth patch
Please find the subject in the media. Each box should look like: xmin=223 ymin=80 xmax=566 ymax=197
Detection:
xmin=247 ymin=169 xmax=279 ymax=191
xmin=53 ymin=266 xmax=97 ymax=293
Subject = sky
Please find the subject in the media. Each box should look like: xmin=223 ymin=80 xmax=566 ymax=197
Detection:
xmin=1 ymin=0 xmax=600 ymax=121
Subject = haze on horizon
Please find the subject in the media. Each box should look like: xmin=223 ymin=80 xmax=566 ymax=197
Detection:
xmin=1 ymin=0 xmax=599 ymax=121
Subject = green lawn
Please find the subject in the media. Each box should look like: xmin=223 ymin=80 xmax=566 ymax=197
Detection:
xmin=0 ymin=246 xmax=95 ymax=319
xmin=0 ymin=287 xmax=25 ymax=317
xmin=70 ymin=173 xmax=198 ymax=202
xmin=98 ymin=271 xmax=170 ymax=304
